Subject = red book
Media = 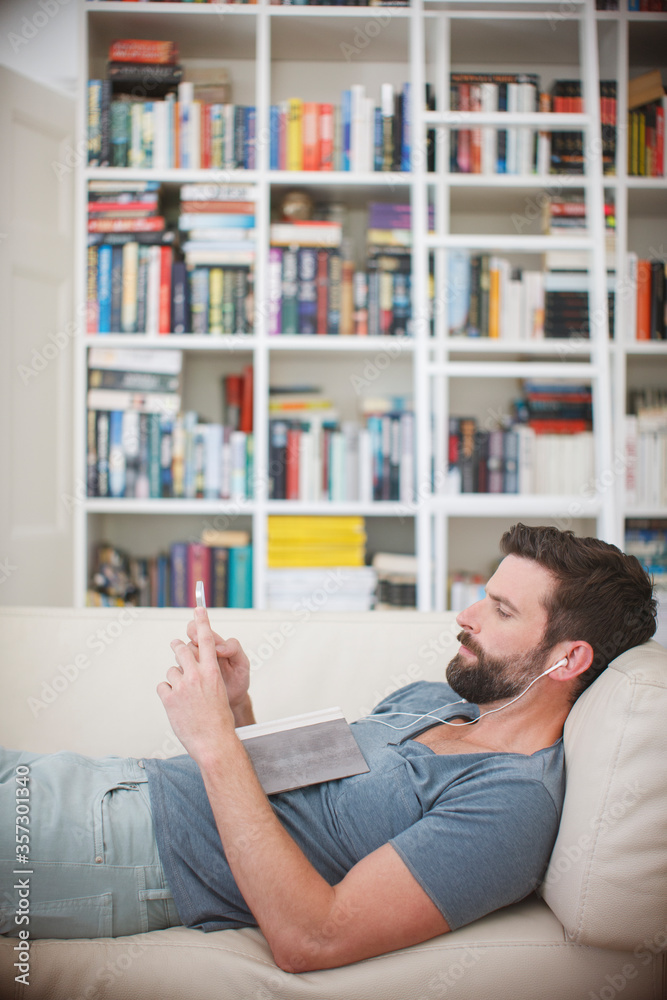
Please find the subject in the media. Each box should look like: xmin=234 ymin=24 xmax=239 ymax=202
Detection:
xmin=302 ymin=102 xmax=320 ymax=171
xmin=636 ymin=259 xmax=652 ymax=340
xmin=88 ymin=217 xmax=165 ymax=233
xmin=201 ymin=104 xmax=210 ymax=171
xmin=224 ymin=375 xmax=243 ymax=429
xmin=88 ymin=201 xmax=158 ymax=214
xmin=179 ymin=201 xmax=256 ymax=214
xmin=529 ymin=419 xmax=592 ymax=434
xmin=158 ymin=246 xmax=173 ymax=334
xmin=285 ymin=426 xmax=300 ymax=500
xmin=108 ymin=39 xmax=178 ymax=65
xmin=316 ymin=250 xmax=329 ymax=334
xmin=655 ymin=103 xmax=664 ymax=177
xmin=239 ymin=364 xmax=253 ymax=434
xmin=319 ymin=104 xmax=334 ymax=171
xmin=187 ymin=543 xmax=212 ymax=608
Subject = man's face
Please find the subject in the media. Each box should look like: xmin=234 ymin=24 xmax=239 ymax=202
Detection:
xmin=447 ymin=555 xmax=555 ymax=706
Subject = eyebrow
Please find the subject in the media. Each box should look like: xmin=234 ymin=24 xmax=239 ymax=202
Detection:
xmin=486 ymin=589 xmax=522 ymax=616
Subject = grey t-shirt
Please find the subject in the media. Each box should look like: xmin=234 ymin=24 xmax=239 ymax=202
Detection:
xmin=144 ymin=681 xmax=565 ymax=933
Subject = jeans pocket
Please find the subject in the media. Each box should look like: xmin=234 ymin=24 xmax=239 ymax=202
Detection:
xmin=7 ymin=893 xmax=113 ymax=940
xmin=94 ymin=781 xmax=144 ymax=865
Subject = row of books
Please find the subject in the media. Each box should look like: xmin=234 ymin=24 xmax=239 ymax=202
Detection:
xmin=625 ymin=393 xmax=667 ymax=508
xmin=88 ymin=533 xmax=253 ymax=608
xmin=448 ymin=573 xmax=487 ymax=613
xmin=268 ymin=84 xmax=419 ymax=172
xmin=624 ymin=255 xmax=666 ymax=340
xmin=267 ymin=246 xmax=411 ymax=337
xmin=627 ymin=98 xmax=667 ymax=177
xmin=447 ymin=419 xmax=595 ymax=496
xmin=268 ymin=409 xmax=415 ymax=502
xmin=624 ymin=520 xmax=667 ymax=595
xmin=447 ymin=254 xmax=615 ymax=340
xmin=373 ymin=551 xmax=417 ymax=610
xmin=87 ymin=411 xmax=255 ymax=501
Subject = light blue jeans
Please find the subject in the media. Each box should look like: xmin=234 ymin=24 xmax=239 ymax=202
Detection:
xmin=0 ymin=748 xmax=182 ymax=939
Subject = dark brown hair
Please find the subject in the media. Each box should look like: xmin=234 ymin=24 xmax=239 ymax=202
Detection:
xmin=500 ymin=523 xmax=657 ymax=698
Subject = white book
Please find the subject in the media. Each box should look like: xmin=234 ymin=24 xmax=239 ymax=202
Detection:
xmin=522 ymin=270 xmax=545 ymax=340
xmin=153 ymin=100 xmax=168 ymax=171
xmin=516 ymin=423 xmax=535 ymax=494
xmin=145 ymin=245 xmax=161 ymax=336
xmin=480 ymin=82 xmax=498 ymax=175
xmin=330 ymin=431 xmax=346 ymax=502
xmin=358 ymin=428 xmax=373 ymax=503
xmin=625 ymin=252 xmax=638 ymax=342
xmin=88 ymin=348 xmax=183 ymax=375
xmin=121 ymin=241 xmax=139 ymax=334
xmin=229 ymin=430 xmax=247 ymax=501
xmin=342 ymin=422 xmax=360 ymax=501
xmin=87 ymin=388 xmax=180 ymax=416
xmin=506 ymin=82 xmax=519 ymax=174
xmin=236 ymin=708 xmax=369 ymax=795
xmin=350 ymin=84 xmax=366 ymax=173
xmin=299 ymin=429 xmax=315 ymax=501
xmin=203 ymin=423 xmax=223 ymax=499
xmin=625 ymin=414 xmax=638 ymax=507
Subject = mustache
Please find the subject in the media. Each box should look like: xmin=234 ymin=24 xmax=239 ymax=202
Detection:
xmin=457 ymin=631 xmax=483 ymax=657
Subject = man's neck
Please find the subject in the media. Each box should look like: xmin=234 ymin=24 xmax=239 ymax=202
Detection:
xmin=449 ymin=699 xmax=569 ymax=756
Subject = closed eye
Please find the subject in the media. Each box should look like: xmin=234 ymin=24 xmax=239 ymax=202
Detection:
xmin=496 ymin=606 xmax=511 ymax=619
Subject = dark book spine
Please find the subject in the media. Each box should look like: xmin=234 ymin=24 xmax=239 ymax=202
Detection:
xmin=327 ymin=251 xmax=341 ymax=335
xmin=268 ymin=420 xmax=288 ymax=499
xmin=234 ymin=105 xmax=246 ymax=169
xmin=100 ymin=80 xmax=112 ymax=166
xmin=88 ymin=369 xmax=179 ymax=392
xmin=189 ymin=267 xmax=209 ymax=334
xmin=96 ymin=411 xmax=110 ymax=498
xmin=109 ymin=245 xmax=123 ymax=332
xmin=281 ymin=248 xmax=299 ymax=334
xmin=297 ymin=248 xmax=318 ymax=335
xmin=210 ymin=547 xmax=229 ymax=607
xmin=110 ymin=101 xmax=130 ymax=166
xmin=650 ymin=260 xmax=666 ymax=339
xmin=171 ymin=260 xmax=188 ymax=335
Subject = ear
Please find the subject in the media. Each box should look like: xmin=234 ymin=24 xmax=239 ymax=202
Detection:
xmin=550 ymin=641 xmax=594 ymax=681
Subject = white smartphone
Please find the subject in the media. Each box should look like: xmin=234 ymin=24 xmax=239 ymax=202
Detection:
xmin=195 ymin=580 xmax=207 ymax=609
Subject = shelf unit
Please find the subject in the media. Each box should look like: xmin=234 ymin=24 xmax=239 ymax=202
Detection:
xmin=75 ymin=0 xmax=667 ymax=610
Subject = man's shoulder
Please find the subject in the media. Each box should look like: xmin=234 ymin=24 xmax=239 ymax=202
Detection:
xmin=370 ymin=680 xmax=466 ymax=716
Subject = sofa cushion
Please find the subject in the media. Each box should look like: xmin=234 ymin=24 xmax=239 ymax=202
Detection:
xmin=540 ymin=639 xmax=667 ymax=953
xmin=0 ymin=896 xmax=661 ymax=1000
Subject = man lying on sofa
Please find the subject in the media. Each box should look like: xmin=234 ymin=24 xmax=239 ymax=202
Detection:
xmin=0 ymin=523 xmax=657 ymax=972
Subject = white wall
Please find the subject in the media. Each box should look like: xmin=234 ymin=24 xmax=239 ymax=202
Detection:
xmin=0 ymin=0 xmax=78 ymax=96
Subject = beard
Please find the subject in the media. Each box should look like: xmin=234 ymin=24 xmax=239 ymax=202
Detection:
xmin=446 ymin=631 xmax=551 ymax=705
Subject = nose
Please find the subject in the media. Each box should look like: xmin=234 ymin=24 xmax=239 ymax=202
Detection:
xmin=456 ymin=599 xmax=483 ymax=633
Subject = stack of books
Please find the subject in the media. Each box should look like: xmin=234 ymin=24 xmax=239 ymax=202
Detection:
xmin=549 ymin=79 xmax=617 ymax=176
xmin=87 ymin=39 xmax=256 ymax=170
xmin=181 ymin=183 xmax=256 ymax=336
xmin=86 ymin=181 xmax=175 ymax=335
xmin=625 ymin=390 xmax=667 ymax=509
xmin=266 ymin=516 xmax=376 ymax=611
xmin=268 ymin=219 xmax=343 ymax=335
xmin=448 ymin=382 xmax=594 ymax=496
xmin=627 ymin=70 xmax=666 ymax=177
xmin=448 ymin=572 xmax=487 ymax=613
xmin=86 ymin=349 xmax=254 ymax=500
xmin=87 ymin=530 xmax=253 ymax=609
xmin=449 ymin=72 xmax=541 ymax=175
xmin=622 ymin=255 xmax=666 ymax=341
xmin=372 ymin=552 xmax=417 ymax=610
xmin=542 ymin=195 xmax=616 ymax=272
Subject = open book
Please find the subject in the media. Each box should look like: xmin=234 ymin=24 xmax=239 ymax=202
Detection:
xmin=237 ymin=708 xmax=370 ymax=795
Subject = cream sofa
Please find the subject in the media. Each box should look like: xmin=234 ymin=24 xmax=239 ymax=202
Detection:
xmin=0 ymin=605 xmax=665 ymax=1000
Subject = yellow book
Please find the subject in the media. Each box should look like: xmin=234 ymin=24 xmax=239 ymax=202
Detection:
xmin=268 ymin=515 xmax=365 ymax=534
xmin=488 ymin=260 xmax=500 ymax=339
xmin=208 ymin=267 xmax=224 ymax=335
xmin=267 ymin=551 xmax=366 ymax=568
xmin=287 ymin=98 xmax=303 ymax=172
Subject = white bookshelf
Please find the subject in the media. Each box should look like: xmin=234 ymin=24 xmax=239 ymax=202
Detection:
xmin=75 ymin=0 xmax=667 ymax=610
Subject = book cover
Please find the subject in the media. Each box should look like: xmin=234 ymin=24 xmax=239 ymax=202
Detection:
xmin=228 ymin=545 xmax=253 ymax=608
xmin=237 ymin=708 xmax=369 ymax=795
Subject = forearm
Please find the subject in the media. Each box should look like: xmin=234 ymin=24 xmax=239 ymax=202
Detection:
xmin=198 ymin=736 xmax=338 ymax=972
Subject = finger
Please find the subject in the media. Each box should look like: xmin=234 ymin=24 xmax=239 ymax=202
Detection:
xmin=156 ymin=680 xmax=172 ymax=704
xmin=170 ymin=638 xmax=196 ymax=675
xmin=165 ymin=665 xmax=183 ymax=687
xmin=186 ymin=618 xmax=226 ymax=649
xmin=194 ymin=606 xmax=218 ymax=667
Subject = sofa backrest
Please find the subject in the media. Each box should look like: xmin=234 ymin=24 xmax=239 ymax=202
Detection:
xmin=541 ymin=639 xmax=667 ymax=954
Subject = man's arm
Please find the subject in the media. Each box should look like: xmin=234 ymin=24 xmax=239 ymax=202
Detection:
xmin=159 ymin=608 xmax=450 ymax=972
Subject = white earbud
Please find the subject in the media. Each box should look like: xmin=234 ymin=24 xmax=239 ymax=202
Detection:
xmin=544 ymin=656 xmax=568 ymax=675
